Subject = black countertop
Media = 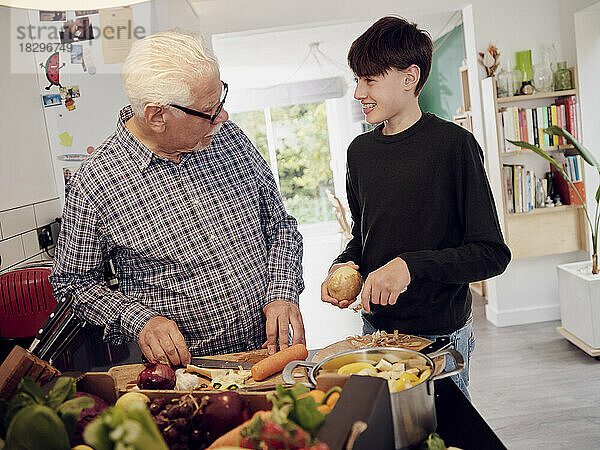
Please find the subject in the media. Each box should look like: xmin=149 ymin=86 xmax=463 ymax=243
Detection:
xmin=434 ymin=378 xmax=507 ymax=450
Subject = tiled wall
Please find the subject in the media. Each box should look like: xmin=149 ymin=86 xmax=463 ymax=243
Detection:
xmin=0 ymin=198 xmax=62 ymax=271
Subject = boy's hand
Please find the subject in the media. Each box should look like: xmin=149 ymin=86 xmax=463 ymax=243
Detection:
xmin=321 ymin=261 xmax=360 ymax=309
xmin=361 ymin=257 xmax=410 ymax=313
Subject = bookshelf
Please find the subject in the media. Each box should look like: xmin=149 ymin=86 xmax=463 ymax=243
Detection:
xmin=481 ymin=68 xmax=588 ymax=260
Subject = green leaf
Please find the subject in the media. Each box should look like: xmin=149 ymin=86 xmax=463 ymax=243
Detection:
xmin=596 ymin=185 xmax=600 ymax=204
xmin=420 ymin=432 xmax=447 ymax=450
xmin=291 ymin=397 xmax=325 ymax=437
xmin=5 ymin=404 xmax=70 ymax=450
xmin=57 ymin=396 xmax=94 ymax=440
xmin=82 ymin=413 xmax=114 ymax=450
xmin=0 ymin=399 xmax=9 ymax=439
xmin=290 ymin=383 xmax=310 ymax=398
xmin=123 ymin=402 xmax=168 ymax=450
xmin=506 ymin=139 xmax=577 ymax=187
xmin=544 ymin=126 xmax=599 ymax=168
xmin=46 ymin=377 xmax=76 ymax=410
xmin=5 ymin=393 xmax=36 ymax=429
xmin=17 ymin=378 xmax=45 ymax=405
xmin=84 ymin=404 xmax=168 ymax=450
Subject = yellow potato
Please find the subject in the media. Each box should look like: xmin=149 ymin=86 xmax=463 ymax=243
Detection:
xmin=337 ymin=362 xmax=376 ymax=375
xmin=328 ymin=266 xmax=363 ymax=301
xmin=115 ymin=391 xmax=150 ymax=410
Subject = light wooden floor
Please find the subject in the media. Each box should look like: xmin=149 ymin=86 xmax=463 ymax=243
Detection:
xmin=469 ymin=292 xmax=600 ymax=450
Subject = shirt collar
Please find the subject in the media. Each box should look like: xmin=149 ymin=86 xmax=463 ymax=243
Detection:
xmin=115 ymin=105 xmax=155 ymax=172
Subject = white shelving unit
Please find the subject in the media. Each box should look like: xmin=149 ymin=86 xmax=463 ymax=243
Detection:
xmin=480 ymin=71 xmax=589 ymax=327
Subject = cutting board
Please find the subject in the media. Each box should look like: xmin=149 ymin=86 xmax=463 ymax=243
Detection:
xmin=108 ymin=349 xmax=307 ymax=393
xmin=312 ymin=333 xmax=445 ymax=375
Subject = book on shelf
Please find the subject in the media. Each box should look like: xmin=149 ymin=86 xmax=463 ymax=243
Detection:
xmin=531 ymin=108 xmax=540 ymax=146
xmin=550 ymin=105 xmax=559 ymax=146
xmin=503 ymin=164 xmax=536 ymax=213
xmin=556 ymin=96 xmax=578 ymax=140
xmin=560 ymin=154 xmax=583 ymax=183
xmin=551 ymin=163 xmax=586 ymax=205
xmin=526 ymin=108 xmax=534 ymax=148
xmin=502 ymin=164 xmax=539 ymax=214
xmin=498 ymin=96 xmax=579 ymax=152
xmin=503 ymin=165 xmax=515 ymax=214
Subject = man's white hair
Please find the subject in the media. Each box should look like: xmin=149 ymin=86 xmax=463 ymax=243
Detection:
xmin=122 ymin=30 xmax=219 ymax=117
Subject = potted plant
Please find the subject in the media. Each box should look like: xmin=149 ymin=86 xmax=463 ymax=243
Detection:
xmin=508 ymin=126 xmax=600 ymax=354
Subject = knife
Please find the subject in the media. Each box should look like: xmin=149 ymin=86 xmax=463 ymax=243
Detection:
xmin=28 ymin=292 xmax=75 ymax=356
xmin=36 ymin=311 xmax=79 ymax=360
xmin=48 ymin=319 xmax=86 ymax=366
xmin=190 ymin=358 xmax=254 ymax=370
xmin=419 ymin=336 xmax=451 ymax=355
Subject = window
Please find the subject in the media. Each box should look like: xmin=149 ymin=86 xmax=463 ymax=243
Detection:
xmin=230 ymin=101 xmax=334 ymax=224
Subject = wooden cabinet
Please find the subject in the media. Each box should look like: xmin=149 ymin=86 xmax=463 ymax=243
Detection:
xmin=481 ymin=71 xmax=588 ymax=260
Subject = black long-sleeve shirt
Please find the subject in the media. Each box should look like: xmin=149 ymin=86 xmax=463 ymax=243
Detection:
xmin=334 ymin=113 xmax=511 ymax=335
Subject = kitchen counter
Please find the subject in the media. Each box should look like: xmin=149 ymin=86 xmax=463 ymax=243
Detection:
xmin=435 ymin=378 xmax=506 ymax=449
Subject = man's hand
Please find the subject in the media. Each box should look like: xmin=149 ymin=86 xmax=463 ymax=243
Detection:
xmin=138 ymin=316 xmax=191 ymax=366
xmin=321 ymin=261 xmax=360 ymax=309
xmin=262 ymin=300 xmax=306 ymax=355
xmin=361 ymin=257 xmax=410 ymax=314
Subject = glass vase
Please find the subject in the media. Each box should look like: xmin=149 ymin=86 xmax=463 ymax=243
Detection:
xmin=496 ymin=68 xmax=509 ymax=98
xmin=532 ymin=63 xmax=553 ymax=93
xmin=553 ymin=61 xmax=572 ymax=90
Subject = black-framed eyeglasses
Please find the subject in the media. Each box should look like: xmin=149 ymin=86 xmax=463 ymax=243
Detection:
xmin=169 ymin=81 xmax=228 ymax=124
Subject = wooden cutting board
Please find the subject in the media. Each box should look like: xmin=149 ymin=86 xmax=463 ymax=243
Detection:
xmin=108 ymin=348 xmax=307 ymax=393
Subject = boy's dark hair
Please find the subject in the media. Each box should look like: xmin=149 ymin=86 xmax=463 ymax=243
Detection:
xmin=348 ymin=16 xmax=433 ymax=95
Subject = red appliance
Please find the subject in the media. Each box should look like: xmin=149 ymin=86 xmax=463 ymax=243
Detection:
xmin=0 ymin=268 xmax=57 ymax=339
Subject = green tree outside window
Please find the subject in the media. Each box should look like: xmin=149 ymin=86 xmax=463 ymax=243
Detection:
xmin=231 ymin=102 xmax=335 ymax=224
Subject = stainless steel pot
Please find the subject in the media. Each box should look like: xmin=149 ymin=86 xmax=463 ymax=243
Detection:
xmin=283 ymin=346 xmax=464 ymax=450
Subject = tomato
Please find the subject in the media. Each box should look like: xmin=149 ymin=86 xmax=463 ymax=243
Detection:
xmin=288 ymin=426 xmax=312 ymax=449
xmin=239 ymin=436 xmax=256 ymax=448
xmin=261 ymin=420 xmax=288 ymax=449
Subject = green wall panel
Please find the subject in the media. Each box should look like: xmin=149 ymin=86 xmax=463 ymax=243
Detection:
xmin=419 ymin=24 xmax=465 ymax=121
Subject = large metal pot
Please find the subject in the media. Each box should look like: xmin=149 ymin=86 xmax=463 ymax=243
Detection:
xmin=283 ymin=346 xmax=463 ymax=450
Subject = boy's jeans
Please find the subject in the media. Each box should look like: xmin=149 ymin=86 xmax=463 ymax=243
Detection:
xmin=362 ymin=314 xmax=475 ymax=401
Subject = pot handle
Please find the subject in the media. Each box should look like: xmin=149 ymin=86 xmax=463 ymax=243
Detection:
xmin=428 ymin=348 xmax=464 ymax=381
xmin=282 ymin=360 xmax=317 ymax=387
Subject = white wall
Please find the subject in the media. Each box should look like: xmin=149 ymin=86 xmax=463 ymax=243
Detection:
xmin=576 ymin=3 xmax=600 ymax=256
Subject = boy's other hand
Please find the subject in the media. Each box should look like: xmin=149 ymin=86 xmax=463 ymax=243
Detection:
xmin=321 ymin=261 xmax=360 ymax=309
xmin=361 ymin=257 xmax=410 ymax=313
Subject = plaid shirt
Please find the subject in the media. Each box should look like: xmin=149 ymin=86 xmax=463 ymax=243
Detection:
xmin=51 ymin=106 xmax=304 ymax=356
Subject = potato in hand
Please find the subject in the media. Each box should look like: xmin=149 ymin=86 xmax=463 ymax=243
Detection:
xmin=328 ymin=266 xmax=362 ymax=301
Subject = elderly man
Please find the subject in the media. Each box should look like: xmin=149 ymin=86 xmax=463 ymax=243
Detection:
xmin=51 ymin=30 xmax=306 ymax=366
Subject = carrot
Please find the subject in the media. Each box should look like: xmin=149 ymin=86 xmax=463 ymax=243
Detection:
xmin=251 ymin=344 xmax=309 ymax=381
xmin=208 ymin=410 xmax=271 ymax=448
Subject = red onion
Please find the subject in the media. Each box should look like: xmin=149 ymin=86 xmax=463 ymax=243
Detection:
xmin=72 ymin=392 xmax=109 ymax=445
xmin=137 ymin=363 xmax=176 ymax=390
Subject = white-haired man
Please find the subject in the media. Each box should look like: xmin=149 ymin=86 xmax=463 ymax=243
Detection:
xmin=51 ymin=31 xmax=306 ymax=366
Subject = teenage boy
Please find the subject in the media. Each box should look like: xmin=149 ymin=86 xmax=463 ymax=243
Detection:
xmin=320 ymin=16 xmax=511 ymax=399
